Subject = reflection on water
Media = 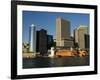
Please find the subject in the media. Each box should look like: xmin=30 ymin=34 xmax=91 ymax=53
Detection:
xmin=23 ymin=56 xmax=89 ymax=69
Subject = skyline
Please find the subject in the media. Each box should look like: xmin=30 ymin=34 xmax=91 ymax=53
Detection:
xmin=22 ymin=11 xmax=89 ymax=43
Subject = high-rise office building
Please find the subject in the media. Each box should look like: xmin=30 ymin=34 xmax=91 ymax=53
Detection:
xmin=74 ymin=25 xmax=89 ymax=49
xmin=36 ymin=31 xmax=39 ymax=52
xmin=29 ymin=24 xmax=36 ymax=52
xmin=84 ymin=34 xmax=89 ymax=49
xmin=56 ymin=17 xmax=74 ymax=48
xmin=36 ymin=29 xmax=47 ymax=55
xmin=47 ymin=35 xmax=53 ymax=49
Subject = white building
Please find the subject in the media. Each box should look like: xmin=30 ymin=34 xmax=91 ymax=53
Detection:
xmin=29 ymin=24 xmax=36 ymax=52
xmin=74 ymin=25 xmax=89 ymax=49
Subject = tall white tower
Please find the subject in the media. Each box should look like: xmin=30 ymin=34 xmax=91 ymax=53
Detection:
xmin=29 ymin=24 xmax=36 ymax=52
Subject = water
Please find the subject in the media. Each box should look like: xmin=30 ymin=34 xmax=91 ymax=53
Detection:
xmin=23 ymin=56 xmax=89 ymax=69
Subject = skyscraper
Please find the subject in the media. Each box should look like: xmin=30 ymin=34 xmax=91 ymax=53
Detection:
xmin=84 ymin=34 xmax=89 ymax=49
xmin=36 ymin=31 xmax=39 ymax=52
xmin=36 ymin=29 xmax=47 ymax=55
xmin=74 ymin=25 xmax=89 ymax=49
xmin=56 ymin=17 xmax=74 ymax=48
xmin=29 ymin=24 xmax=36 ymax=53
xmin=47 ymin=35 xmax=53 ymax=49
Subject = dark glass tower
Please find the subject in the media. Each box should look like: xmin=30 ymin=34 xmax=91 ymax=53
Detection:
xmin=47 ymin=35 xmax=53 ymax=49
xmin=36 ymin=29 xmax=47 ymax=55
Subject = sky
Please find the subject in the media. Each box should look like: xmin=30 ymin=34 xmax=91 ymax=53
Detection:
xmin=22 ymin=11 xmax=89 ymax=43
